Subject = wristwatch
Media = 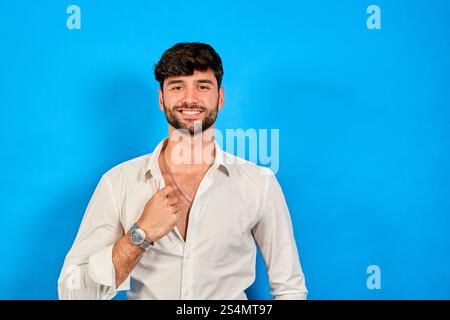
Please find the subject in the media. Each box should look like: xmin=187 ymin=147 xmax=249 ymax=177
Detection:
xmin=130 ymin=223 xmax=154 ymax=250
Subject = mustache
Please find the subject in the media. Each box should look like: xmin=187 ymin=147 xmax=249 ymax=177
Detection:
xmin=173 ymin=103 xmax=206 ymax=112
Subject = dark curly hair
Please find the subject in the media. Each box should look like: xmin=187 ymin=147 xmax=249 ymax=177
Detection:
xmin=154 ymin=42 xmax=224 ymax=90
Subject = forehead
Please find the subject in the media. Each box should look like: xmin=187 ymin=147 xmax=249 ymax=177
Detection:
xmin=164 ymin=69 xmax=217 ymax=85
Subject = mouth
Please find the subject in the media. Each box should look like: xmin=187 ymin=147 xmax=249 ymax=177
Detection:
xmin=176 ymin=108 xmax=204 ymax=119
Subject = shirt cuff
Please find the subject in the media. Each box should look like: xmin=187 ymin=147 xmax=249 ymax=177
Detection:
xmin=88 ymin=244 xmax=130 ymax=292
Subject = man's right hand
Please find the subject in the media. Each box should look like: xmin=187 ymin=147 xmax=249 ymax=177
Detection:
xmin=113 ymin=185 xmax=180 ymax=288
xmin=137 ymin=185 xmax=181 ymax=243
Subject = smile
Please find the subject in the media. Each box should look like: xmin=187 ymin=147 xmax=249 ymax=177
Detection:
xmin=179 ymin=110 xmax=202 ymax=115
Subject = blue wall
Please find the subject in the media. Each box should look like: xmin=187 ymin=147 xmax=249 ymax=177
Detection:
xmin=0 ymin=0 xmax=449 ymax=299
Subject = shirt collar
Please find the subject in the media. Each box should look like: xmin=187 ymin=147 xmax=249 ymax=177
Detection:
xmin=143 ymin=137 xmax=230 ymax=182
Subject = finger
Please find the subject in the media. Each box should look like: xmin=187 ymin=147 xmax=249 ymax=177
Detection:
xmin=166 ymin=189 xmax=180 ymax=199
xmin=171 ymin=205 xmax=181 ymax=215
xmin=166 ymin=196 xmax=178 ymax=206
xmin=170 ymin=190 xmax=182 ymax=201
xmin=158 ymin=185 xmax=176 ymax=198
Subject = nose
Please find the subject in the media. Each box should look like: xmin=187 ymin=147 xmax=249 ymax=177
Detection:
xmin=181 ymin=85 xmax=200 ymax=104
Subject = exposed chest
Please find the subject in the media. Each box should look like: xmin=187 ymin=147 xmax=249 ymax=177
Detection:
xmin=161 ymin=171 xmax=204 ymax=241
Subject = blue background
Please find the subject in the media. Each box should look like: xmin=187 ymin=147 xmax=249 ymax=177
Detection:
xmin=0 ymin=0 xmax=449 ymax=299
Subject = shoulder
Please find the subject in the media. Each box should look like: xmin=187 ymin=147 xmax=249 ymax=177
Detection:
xmin=222 ymin=151 xmax=277 ymax=191
xmin=223 ymin=151 xmax=274 ymax=175
xmin=221 ymin=152 xmax=285 ymax=215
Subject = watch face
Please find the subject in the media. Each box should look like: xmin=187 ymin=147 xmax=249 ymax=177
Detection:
xmin=131 ymin=229 xmax=145 ymax=245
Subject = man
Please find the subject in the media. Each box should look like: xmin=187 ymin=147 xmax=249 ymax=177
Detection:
xmin=58 ymin=42 xmax=308 ymax=300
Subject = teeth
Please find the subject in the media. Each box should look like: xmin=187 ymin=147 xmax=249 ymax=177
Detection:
xmin=181 ymin=110 xmax=201 ymax=115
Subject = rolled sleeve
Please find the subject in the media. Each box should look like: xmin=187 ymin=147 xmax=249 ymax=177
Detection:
xmin=58 ymin=173 xmax=126 ymax=300
xmin=89 ymin=244 xmax=131 ymax=291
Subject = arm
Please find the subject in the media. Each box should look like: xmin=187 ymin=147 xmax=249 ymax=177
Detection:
xmin=112 ymin=232 xmax=145 ymax=289
xmin=58 ymin=173 xmax=180 ymax=299
xmin=58 ymin=173 xmax=127 ymax=300
xmin=251 ymin=172 xmax=308 ymax=300
xmin=112 ymin=184 xmax=180 ymax=287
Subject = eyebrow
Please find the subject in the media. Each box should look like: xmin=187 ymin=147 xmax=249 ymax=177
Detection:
xmin=196 ymin=79 xmax=215 ymax=85
xmin=166 ymin=79 xmax=215 ymax=86
xmin=167 ymin=79 xmax=184 ymax=85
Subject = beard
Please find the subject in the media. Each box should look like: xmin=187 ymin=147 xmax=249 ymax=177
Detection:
xmin=163 ymin=99 xmax=219 ymax=135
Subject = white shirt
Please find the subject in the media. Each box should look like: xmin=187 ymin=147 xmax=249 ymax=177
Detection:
xmin=58 ymin=138 xmax=308 ymax=300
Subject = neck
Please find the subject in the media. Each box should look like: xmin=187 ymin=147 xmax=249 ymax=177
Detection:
xmin=162 ymin=126 xmax=216 ymax=174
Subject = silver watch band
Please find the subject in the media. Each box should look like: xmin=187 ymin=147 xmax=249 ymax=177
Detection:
xmin=130 ymin=223 xmax=154 ymax=250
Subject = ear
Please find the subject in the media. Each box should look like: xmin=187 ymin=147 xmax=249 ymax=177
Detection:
xmin=158 ymin=87 xmax=164 ymax=112
xmin=218 ymin=87 xmax=225 ymax=111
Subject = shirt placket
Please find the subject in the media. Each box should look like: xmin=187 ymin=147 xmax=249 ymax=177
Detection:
xmin=180 ymin=168 xmax=215 ymax=300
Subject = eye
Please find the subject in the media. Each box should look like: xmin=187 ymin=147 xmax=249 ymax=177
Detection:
xmin=170 ymin=86 xmax=183 ymax=91
xmin=198 ymin=85 xmax=210 ymax=90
